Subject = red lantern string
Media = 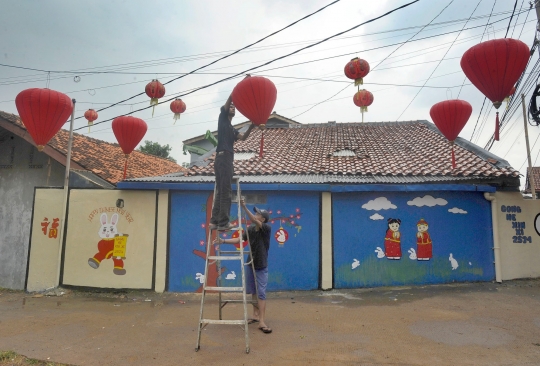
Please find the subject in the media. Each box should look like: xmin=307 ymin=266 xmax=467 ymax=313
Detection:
xmin=123 ymin=154 xmax=129 ymax=180
xmin=495 ymin=112 xmax=500 ymax=141
xmin=259 ymin=129 xmax=265 ymax=158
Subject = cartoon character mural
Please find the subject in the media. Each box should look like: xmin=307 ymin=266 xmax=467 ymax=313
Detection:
xmin=384 ymin=218 xmax=402 ymax=259
xmin=416 ymin=218 xmax=432 ymax=261
xmin=88 ymin=213 xmax=129 ymax=275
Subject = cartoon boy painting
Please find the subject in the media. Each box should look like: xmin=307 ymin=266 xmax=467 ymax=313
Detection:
xmin=384 ymin=218 xmax=402 ymax=259
xmin=416 ymin=218 xmax=432 ymax=260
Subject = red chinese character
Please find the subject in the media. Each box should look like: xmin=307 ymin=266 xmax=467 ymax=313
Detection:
xmin=51 ymin=218 xmax=59 ymax=229
xmin=41 ymin=218 xmax=49 ymax=235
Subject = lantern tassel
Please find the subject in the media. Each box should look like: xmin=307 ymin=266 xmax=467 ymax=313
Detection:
xmin=173 ymin=113 xmax=180 ymax=125
xmin=355 ymin=78 xmax=363 ymax=86
xmin=495 ymin=111 xmax=500 ymax=141
xmin=259 ymin=130 xmax=264 ymax=158
xmin=123 ymin=154 xmax=129 ymax=180
xmin=451 ymin=142 xmax=456 ymax=169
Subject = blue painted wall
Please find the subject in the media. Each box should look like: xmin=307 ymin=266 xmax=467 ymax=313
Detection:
xmin=168 ymin=190 xmax=320 ymax=292
xmin=332 ymin=191 xmax=494 ymax=288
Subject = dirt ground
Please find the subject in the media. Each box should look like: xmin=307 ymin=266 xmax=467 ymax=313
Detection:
xmin=1 ymin=279 xmax=540 ymax=366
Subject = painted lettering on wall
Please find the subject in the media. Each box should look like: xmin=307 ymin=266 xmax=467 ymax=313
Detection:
xmin=87 ymin=206 xmax=134 ymax=223
xmin=501 ymin=205 xmax=531 ymax=244
xmin=40 ymin=217 xmax=60 ymax=239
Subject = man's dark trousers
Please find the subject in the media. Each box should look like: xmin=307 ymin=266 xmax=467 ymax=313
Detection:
xmin=212 ymin=151 xmax=234 ymax=226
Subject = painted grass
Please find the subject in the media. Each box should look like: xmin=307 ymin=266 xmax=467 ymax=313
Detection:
xmin=335 ymin=255 xmax=485 ymax=288
xmin=0 ymin=350 xmax=71 ymax=366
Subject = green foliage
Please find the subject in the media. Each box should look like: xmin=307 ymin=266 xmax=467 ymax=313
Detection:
xmin=137 ymin=140 xmax=177 ymax=163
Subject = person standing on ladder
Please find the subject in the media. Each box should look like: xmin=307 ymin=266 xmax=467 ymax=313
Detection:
xmin=210 ymin=75 xmax=254 ymax=231
xmin=216 ymin=198 xmax=272 ymax=333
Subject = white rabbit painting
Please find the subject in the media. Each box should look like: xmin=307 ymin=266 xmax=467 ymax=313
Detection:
xmin=88 ymin=213 xmax=127 ymax=275
xmin=449 ymin=253 xmax=459 ymax=270
xmin=225 ymin=271 xmax=236 ymax=280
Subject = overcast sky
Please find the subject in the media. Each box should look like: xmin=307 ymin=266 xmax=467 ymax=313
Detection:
xmin=1 ymin=0 xmax=537 ymax=187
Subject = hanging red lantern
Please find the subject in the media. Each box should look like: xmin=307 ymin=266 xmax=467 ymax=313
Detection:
xmin=112 ymin=116 xmax=148 ymax=179
xmin=353 ymin=89 xmax=374 ymax=123
xmin=145 ymin=79 xmax=166 ymax=117
xmin=84 ymin=109 xmax=98 ymax=132
xmin=274 ymin=226 xmax=289 ymax=246
xmin=170 ymin=99 xmax=186 ymax=124
xmin=232 ymin=76 xmax=277 ymax=158
xmin=460 ymin=38 xmax=529 ymax=141
xmin=429 ymin=99 xmax=472 ymax=169
xmin=344 ymin=57 xmax=370 ymax=86
xmin=15 ymin=88 xmax=73 ymax=151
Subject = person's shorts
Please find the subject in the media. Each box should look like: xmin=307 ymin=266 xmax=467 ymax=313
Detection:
xmin=245 ymin=266 xmax=268 ymax=300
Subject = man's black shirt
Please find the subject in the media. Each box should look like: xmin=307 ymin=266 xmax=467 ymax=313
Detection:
xmin=243 ymin=223 xmax=271 ymax=270
xmin=216 ymin=106 xmax=239 ymax=153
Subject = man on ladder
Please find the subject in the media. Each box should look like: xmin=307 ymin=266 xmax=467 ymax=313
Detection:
xmin=210 ymin=75 xmax=254 ymax=231
xmin=215 ymin=198 xmax=272 ymax=334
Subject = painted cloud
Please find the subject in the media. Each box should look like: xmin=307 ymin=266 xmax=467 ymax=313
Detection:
xmin=448 ymin=207 xmax=467 ymax=214
xmin=407 ymin=195 xmax=448 ymax=207
xmin=362 ymin=197 xmax=397 ymax=211
xmin=370 ymin=213 xmax=384 ymax=220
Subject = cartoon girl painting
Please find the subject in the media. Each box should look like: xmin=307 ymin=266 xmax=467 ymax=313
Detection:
xmin=416 ymin=218 xmax=433 ymax=260
xmin=384 ymin=218 xmax=402 ymax=259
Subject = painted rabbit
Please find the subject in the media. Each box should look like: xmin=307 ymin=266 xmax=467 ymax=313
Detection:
xmin=449 ymin=253 xmax=459 ymax=270
xmin=88 ymin=213 xmax=126 ymax=275
xmin=375 ymin=247 xmax=385 ymax=259
xmin=352 ymin=259 xmax=360 ymax=269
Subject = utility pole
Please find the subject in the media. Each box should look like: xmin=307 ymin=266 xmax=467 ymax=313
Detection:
xmin=522 ymin=94 xmax=537 ymax=199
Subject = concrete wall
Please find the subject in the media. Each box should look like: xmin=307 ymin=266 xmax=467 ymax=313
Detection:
xmin=494 ymin=192 xmax=540 ymax=280
xmin=26 ymin=188 xmax=64 ymax=292
xmin=0 ymin=133 xmax=64 ymax=289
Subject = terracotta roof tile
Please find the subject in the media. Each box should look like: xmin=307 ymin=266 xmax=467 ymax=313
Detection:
xmin=186 ymin=121 xmax=519 ymax=179
xmin=0 ymin=110 xmax=184 ymax=185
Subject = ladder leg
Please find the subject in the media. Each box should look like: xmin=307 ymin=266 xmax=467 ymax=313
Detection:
xmin=236 ymin=178 xmax=250 ymax=353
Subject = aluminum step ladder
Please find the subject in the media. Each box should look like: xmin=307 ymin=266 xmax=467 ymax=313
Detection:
xmin=195 ymin=176 xmax=259 ymax=354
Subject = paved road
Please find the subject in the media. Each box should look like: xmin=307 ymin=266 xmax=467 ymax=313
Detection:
xmin=1 ymin=279 xmax=540 ymax=365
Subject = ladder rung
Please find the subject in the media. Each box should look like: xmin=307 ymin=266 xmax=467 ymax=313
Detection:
xmin=208 ymin=255 xmax=242 ymax=261
xmin=205 ymin=286 xmax=243 ymax=292
xmin=219 ymin=250 xmax=250 ymax=254
xmin=201 ymin=319 xmax=246 ymax=325
xmin=221 ymin=299 xmax=258 ymax=304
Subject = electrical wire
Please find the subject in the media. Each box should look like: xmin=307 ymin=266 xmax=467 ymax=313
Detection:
xmin=396 ymin=0 xmax=482 ymax=121
xmin=72 ymin=0 xmax=422 ymax=132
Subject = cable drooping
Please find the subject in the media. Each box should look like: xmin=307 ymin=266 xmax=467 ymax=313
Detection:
xmin=73 ymin=0 xmax=422 ymax=132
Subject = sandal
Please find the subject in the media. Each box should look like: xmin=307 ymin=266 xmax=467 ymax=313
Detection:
xmin=259 ymin=326 xmax=272 ymax=334
xmin=248 ymin=318 xmax=259 ymax=324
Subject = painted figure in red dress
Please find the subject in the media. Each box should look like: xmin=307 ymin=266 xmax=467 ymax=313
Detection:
xmin=384 ymin=218 xmax=402 ymax=259
xmin=416 ymin=218 xmax=432 ymax=260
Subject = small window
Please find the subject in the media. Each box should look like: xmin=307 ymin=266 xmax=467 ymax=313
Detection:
xmin=234 ymin=152 xmax=256 ymax=160
xmin=332 ymin=149 xmax=355 ymax=157
xmin=232 ymin=193 xmax=267 ymax=204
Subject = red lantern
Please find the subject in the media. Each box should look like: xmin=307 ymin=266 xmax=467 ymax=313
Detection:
xmin=353 ymin=89 xmax=374 ymax=123
xmin=112 ymin=116 xmax=148 ymax=179
xmin=460 ymin=38 xmax=529 ymax=141
xmin=344 ymin=57 xmax=370 ymax=86
xmin=15 ymin=88 xmax=73 ymax=151
xmin=145 ymin=79 xmax=166 ymax=116
xmin=231 ymin=76 xmax=277 ymax=158
xmin=84 ymin=109 xmax=98 ymax=132
xmin=231 ymin=229 xmax=248 ymax=251
xmin=170 ymin=99 xmax=186 ymax=124
xmin=429 ymin=99 xmax=472 ymax=169
xmin=274 ymin=226 xmax=288 ymax=246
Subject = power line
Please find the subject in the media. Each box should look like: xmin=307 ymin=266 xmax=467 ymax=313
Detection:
xmin=504 ymin=0 xmax=519 ymax=38
xmin=73 ymin=0 xmax=421 ymax=132
xmin=396 ymin=0 xmax=482 ymax=121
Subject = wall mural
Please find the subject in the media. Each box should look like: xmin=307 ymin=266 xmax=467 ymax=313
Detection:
xmin=168 ymin=191 xmax=320 ymax=293
xmin=87 ymin=213 xmax=129 ymax=276
xmin=334 ymin=191 xmax=494 ymax=288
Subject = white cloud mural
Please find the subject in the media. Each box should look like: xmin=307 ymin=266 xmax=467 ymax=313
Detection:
xmin=407 ymin=195 xmax=448 ymax=207
xmin=362 ymin=197 xmax=397 ymax=211
xmin=370 ymin=213 xmax=384 ymax=220
xmin=448 ymin=207 xmax=467 ymax=214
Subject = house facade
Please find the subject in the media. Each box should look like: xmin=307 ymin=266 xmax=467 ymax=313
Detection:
xmin=111 ymin=120 xmax=522 ymax=293
xmin=0 ymin=110 xmax=184 ymax=289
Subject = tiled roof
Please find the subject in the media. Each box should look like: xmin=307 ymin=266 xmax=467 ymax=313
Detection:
xmin=524 ymin=167 xmax=540 ymax=193
xmin=0 ymin=110 xmax=184 ymax=185
xmin=184 ymin=121 xmax=519 ymax=179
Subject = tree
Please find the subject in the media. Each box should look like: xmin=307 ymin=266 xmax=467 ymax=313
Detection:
xmin=137 ymin=140 xmax=177 ymax=163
